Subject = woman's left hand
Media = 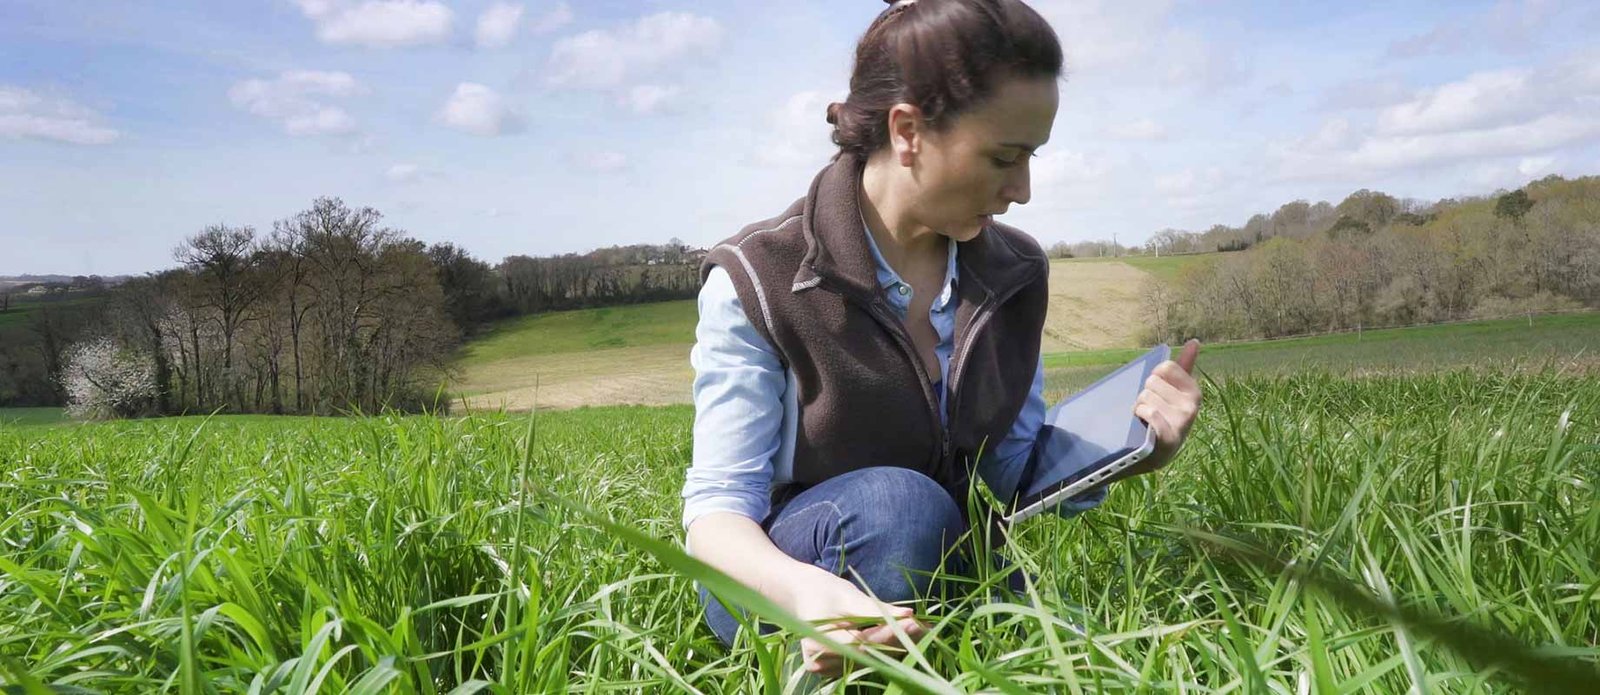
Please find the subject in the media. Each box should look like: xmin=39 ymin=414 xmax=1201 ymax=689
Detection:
xmin=1122 ymin=339 xmax=1201 ymax=478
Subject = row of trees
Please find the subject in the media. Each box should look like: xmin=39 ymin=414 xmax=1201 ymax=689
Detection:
xmin=100 ymin=198 xmax=460 ymax=415
xmin=1143 ymin=189 xmax=1439 ymax=257
xmin=1143 ymin=175 xmax=1600 ymax=342
xmin=0 ymin=198 xmax=706 ymax=415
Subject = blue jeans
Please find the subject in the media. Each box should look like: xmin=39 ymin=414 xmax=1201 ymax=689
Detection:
xmin=699 ymin=466 xmax=1022 ymax=646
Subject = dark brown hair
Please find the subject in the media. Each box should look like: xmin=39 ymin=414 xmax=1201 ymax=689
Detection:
xmin=827 ymin=0 xmax=1063 ymax=159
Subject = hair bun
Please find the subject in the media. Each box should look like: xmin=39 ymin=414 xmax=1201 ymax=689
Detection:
xmin=825 ymin=102 xmax=842 ymax=125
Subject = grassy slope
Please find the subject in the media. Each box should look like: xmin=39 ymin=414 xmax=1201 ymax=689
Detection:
xmin=1041 ymin=312 xmax=1600 ymax=397
xmin=1055 ymin=252 xmax=1214 ymax=283
xmin=448 ymin=256 xmax=1190 ymax=406
xmin=455 ymin=300 xmax=697 ymax=367
xmin=455 ymin=253 xmax=1214 ymax=367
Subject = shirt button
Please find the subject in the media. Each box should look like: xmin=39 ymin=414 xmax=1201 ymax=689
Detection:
xmin=897 ymin=285 xmax=911 ymax=297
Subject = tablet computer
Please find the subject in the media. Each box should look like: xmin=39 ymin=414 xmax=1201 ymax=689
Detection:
xmin=1003 ymin=343 xmax=1170 ymax=524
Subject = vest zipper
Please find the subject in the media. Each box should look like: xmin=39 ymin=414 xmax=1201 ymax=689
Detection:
xmin=853 ymin=260 xmax=1042 ymax=475
xmin=945 ymin=262 xmax=1046 ymax=453
xmin=862 ymin=299 xmax=947 ymax=466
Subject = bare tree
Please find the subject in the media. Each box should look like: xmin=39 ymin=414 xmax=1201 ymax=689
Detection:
xmin=175 ymin=224 xmax=264 ymax=410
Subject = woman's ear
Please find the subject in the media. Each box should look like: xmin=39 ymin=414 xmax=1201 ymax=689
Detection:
xmin=886 ymin=103 xmax=923 ymax=167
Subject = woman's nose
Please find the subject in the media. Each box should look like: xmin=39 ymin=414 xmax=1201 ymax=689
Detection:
xmin=1002 ymin=168 xmax=1031 ymax=206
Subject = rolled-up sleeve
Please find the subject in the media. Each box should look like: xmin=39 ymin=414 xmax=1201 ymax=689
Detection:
xmin=681 ymin=265 xmax=787 ymax=531
xmin=976 ymin=356 xmax=1107 ymax=518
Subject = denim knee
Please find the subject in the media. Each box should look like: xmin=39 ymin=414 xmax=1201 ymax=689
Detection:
xmin=822 ymin=467 xmax=967 ymax=602
xmin=697 ymin=466 xmax=969 ymax=647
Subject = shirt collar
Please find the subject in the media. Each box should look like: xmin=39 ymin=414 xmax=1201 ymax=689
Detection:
xmin=860 ymin=214 xmax=961 ymax=310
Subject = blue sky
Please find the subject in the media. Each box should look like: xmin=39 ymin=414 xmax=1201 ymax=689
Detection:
xmin=3 ymin=0 xmax=1599 ymax=275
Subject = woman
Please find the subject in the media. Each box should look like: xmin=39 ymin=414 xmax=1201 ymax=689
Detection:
xmin=682 ymin=0 xmax=1203 ymax=677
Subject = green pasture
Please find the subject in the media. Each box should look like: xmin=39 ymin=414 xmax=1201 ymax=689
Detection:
xmin=455 ymin=300 xmax=697 ymax=367
xmin=1052 ymin=253 xmax=1214 ymax=283
xmin=1042 ymin=312 xmax=1600 ymax=397
xmin=0 ymin=408 xmax=67 ymax=427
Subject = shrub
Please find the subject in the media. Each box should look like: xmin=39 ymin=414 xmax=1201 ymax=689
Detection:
xmin=59 ymin=336 xmax=160 ymax=420
xmin=1470 ymin=291 xmax=1583 ymax=320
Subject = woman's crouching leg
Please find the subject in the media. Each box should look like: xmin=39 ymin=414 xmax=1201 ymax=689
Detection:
xmin=699 ymin=466 xmax=968 ymax=646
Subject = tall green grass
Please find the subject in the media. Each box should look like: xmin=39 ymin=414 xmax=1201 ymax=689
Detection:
xmin=1 ymin=370 xmax=1596 ymax=691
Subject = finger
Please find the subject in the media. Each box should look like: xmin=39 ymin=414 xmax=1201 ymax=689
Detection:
xmin=880 ymin=603 xmax=914 ymax=620
xmin=860 ymin=616 xmax=927 ymax=649
xmin=1135 ymin=385 xmax=1176 ymax=418
xmin=1135 ymin=402 xmax=1179 ymax=449
xmin=801 ymin=625 xmax=862 ymax=658
xmin=1151 ymin=360 xmax=1202 ymax=398
xmin=1176 ymin=339 xmax=1200 ymax=374
xmin=805 ymin=653 xmax=843 ymax=677
xmin=1144 ymin=374 xmax=1198 ymax=423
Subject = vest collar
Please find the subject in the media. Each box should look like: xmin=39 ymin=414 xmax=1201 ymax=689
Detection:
xmin=792 ymin=153 xmax=1041 ymax=303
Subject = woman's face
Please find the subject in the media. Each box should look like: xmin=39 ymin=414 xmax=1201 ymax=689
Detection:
xmin=907 ymin=75 xmax=1059 ymax=242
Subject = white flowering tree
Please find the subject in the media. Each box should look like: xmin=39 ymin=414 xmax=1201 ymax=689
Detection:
xmin=59 ymin=336 xmax=160 ymax=420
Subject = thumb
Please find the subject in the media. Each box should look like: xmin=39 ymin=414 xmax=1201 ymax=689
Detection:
xmin=1176 ymin=338 xmax=1200 ymax=374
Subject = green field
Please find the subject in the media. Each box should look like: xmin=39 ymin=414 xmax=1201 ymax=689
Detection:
xmin=455 ymin=300 xmax=697 ymax=367
xmin=449 ymin=271 xmax=1596 ymax=412
xmin=0 ymin=293 xmax=110 ymax=329
xmin=1054 ymin=253 xmax=1213 ymax=283
xmin=1041 ymin=312 xmax=1600 ymax=398
xmin=0 ymin=407 xmax=66 ymax=427
xmin=1 ymin=365 xmax=1597 ymax=691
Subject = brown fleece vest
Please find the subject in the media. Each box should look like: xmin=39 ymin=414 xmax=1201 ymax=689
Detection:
xmin=701 ymin=154 xmax=1049 ymax=511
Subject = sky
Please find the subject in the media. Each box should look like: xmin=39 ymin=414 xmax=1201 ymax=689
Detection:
xmin=3 ymin=0 xmax=1599 ymax=276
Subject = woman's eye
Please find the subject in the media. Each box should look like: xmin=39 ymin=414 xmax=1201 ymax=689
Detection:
xmin=992 ymin=157 xmax=1018 ymax=168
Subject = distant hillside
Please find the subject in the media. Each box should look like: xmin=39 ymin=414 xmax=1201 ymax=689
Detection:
xmin=1 ymin=275 xmax=131 ymax=290
xmin=450 ymin=256 xmax=1194 ymax=409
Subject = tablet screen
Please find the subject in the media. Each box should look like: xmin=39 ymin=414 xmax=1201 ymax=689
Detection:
xmin=1013 ymin=344 xmax=1168 ymax=510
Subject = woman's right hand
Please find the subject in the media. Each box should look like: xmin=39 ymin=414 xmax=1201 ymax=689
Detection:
xmin=784 ymin=565 xmax=927 ymax=678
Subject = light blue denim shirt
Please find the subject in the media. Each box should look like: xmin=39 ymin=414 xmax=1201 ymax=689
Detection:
xmin=683 ymin=226 xmax=1105 ymax=531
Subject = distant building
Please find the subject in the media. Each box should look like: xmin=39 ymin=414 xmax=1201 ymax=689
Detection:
xmin=25 ymin=285 xmax=47 ymax=295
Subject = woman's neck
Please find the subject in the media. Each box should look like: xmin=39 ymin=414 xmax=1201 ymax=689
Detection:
xmin=860 ymin=153 xmax=947 ymax=273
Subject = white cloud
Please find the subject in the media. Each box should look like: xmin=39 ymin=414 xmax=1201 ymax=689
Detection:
xmin=1105 ymin=118 xmax=1167 ymax=141
xmin=1275 ymin=50 xmax=1600 ymax=179
xmin=1518 ymin=155 xmax=1556 ymax=176
xmin=1032 ymin=0 xmax=1173 ymax=73
xmin=1350 ymin=114 xmax=1600 ymax=170
xmin=572 ymin=151 xmax=627 ymax=172
xmin=546 ymin=11 xmax=722 ymax=89
xmin=1032 ymin=0 xmax=1244 ymax=92
xmin=528 ymin=1 xmax=573 ymax=35
xmin=475 ymin=2 xmax=523 ymax=49
xmin=1155 ymin=166 xmax=1226 ymax=197
xmin=1387 ymin=0 xmax=1566 ymax=58
xmin=1376 ymin=69 xmax=1538 ymax=136
xmin=1302 ymin=118 xmax=1357 ymax=151
xmin=228 ymin=71 xmax=364 ymax=136
xmin=746 ymin=89 xmax=841 ymax=169
xmin=1158 ymin=35 xmax=1247 ymax=93
xmin=617 ymin=84 xmax=681 ymax=115
xmin=385 ymin=163 xmax=421 ymax=182
xmin=1318 ymin=77 xmax=1411 ymax=112
xmin=384 ymin=162 xmax=444 ymax=183
xmin=1034 ymin=150 xmax=1113 ymax=188
xmin=293 ymin=0 xmax=453 ymax=48
xmin=0 ymin=86 xmax=120 ymax=145
xmin=436 ymin=82 xmax=523 ymax=136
